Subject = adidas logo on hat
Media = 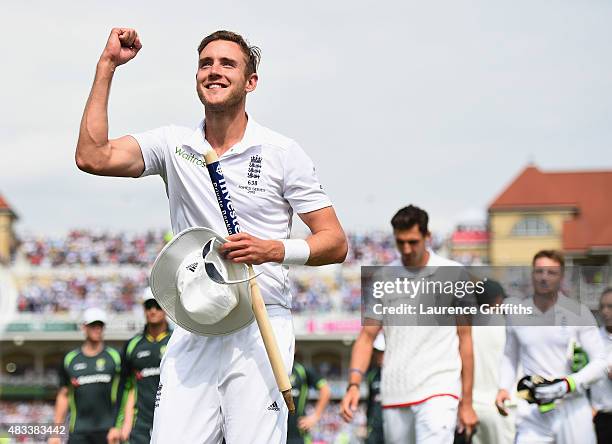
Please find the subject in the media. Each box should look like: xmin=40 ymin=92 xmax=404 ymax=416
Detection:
xmin=267 ymin=401 xmax=280 ymax=411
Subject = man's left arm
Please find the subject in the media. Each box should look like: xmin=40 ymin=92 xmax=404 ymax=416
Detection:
xmin=298 ymin=206 xmax=347 ymax=265
xmin=532 ymin=326 xmax=607 ymax=405
xmin=298 ymin=368 xmax=332 ymax=432
xmin=457 ymin=324 xmax=478 ymax=436
xmin=108 ymin=343 xmax=132 ymax=443
xmin=221 ymin=206 xmax=347 ymax=266
xmin=572 ymin=326 xmax=607 ymax=391
xmin=120 ymin=390 xmax=135 ymax=442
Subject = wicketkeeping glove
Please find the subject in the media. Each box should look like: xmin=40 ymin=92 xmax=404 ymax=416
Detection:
xmin=517 ymin=375 xmax=576 ymax=413
xmin=533 ymin=377 xmax=574 ymax=404
xmin=571 ymin=344 xmax=589 ymax=373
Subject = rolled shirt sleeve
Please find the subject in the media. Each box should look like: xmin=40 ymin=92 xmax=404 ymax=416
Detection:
xmin=130 ymin=126 xmax=170 ymax=179
xmin=282 ymin=142 xmax=332 ymax=214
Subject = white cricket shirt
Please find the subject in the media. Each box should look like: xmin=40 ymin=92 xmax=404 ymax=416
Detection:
xmin=590 ymin=327 xmax=612 ymax=412
xmin=376 ymin=252 xmax=463 ymax=407
xmin=472 ymin=324 xmax=506 ymax=408
xmin=499 ymin=295 xmax=607 ymax=394
xmin=132 ymin=116 xmax=332 ymax=307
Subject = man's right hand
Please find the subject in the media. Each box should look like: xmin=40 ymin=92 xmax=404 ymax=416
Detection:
xmin=495 ymin=389 xmax=510 ymax=416
xmin=100 ymin=28 xmax=142 ymax=68
xmin=106 ymin=426 xmax=121 ymax=444
xmin=120 ymin=424 xmax=131 ymax=442
xmin=340 ymin=385 xmax=360 ymax=422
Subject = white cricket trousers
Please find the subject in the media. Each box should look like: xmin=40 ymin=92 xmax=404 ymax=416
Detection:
xmin=151 ymin=308 xmax=295 ymax=444
xmin=383 ymin=396 xmax=458 ymax=444
xmin=515 ymin=394 xmax=596 ymax=444
xmin=472 ymin=403 xmax=514 ymax=444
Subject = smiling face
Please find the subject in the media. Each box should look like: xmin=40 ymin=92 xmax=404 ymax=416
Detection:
xmin=196 ymin=40 xmax=258 ymax=111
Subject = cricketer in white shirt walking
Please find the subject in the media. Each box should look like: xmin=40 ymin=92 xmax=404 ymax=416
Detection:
xmin=341 ymin=205 xmax=478 ymax=444
xmin=496 ymin=252 xmax=607 ymax=444
xmin=471 ymin=280 xmax=514 ymax=444
xmin=75 ymin=28 xmax=347 ymax=444
xmin=590 ymin=326 xmax=612 ymax=412
xmin=590 ymin=288 xmax=612 ymax=444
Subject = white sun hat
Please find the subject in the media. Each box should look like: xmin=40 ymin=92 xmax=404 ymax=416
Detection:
xmin=82 ymin=307 xmax=107 ymax=326
xmin=150 ymin=227 xmax=255 ymax=336
xmin=141 ymin=287 xmax=156 ymax=303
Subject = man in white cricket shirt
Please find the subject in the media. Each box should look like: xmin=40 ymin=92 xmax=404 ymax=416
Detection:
xmin=496 ymin=250 xmax=607 ymax=444
xmin=591 ymin=287 xmax=612 ymax=444
xmin=340 ymin=205 xmax=478 ymax=444
xmin=75 ymin=28 xmax=347 ymax=444
xmin=471 ymin=280 xmax=514 ymax=444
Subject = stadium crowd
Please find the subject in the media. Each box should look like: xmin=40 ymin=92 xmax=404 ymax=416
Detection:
xmin=13 ymin=228 xmax=409 ymax=315
xmin=18 ymin=229 xmax=169 ymax=267
xmin=16 ymin=229 xmax=409 ymax=268
xmin=290 ymin=272 xmax=361 ymax=313
xmin=16 ymin=273 xmax=149 ymax=314
xmin=0 ymin=401 xmax=54 ymax=424
xmin=15 ymin=271 xmax=361 ymax=315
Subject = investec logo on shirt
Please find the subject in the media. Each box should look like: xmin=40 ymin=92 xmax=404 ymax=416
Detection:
xmin=175 ymin=146 xmax=205 ymax=167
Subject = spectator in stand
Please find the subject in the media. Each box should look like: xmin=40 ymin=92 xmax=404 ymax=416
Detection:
xmin=345 ymin=232 xmax=396 ymax=266
xmin=289 ymin=273 xmax=361 ymax=314
xmin=0 ymin=401 xmax=55 ymax=424
xmin=17 ymin=274 xmax=148 ymax=314
xmin=20 ymin=229 xmax=168 ymax=267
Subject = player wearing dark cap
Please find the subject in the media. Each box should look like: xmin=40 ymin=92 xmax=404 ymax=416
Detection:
xmin=107 ymin=289 xmax=172 ymax=444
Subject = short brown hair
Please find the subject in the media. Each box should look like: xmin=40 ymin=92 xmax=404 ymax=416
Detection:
xmin=197 ymin=30 xmax=261 ymax=76
xmin=391 ymin=205 xmax=429 ymax=236
xmin=532 ymin=249 xmax=565 ymax=268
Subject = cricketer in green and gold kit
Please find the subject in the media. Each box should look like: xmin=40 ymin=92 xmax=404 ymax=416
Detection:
xmin=365 ymin=345 xmax=384 ymax=444
xmin=108 ymin=290 xmax=171 ymax=444
xmin=342 ymin=331 xmax=385 ymax=444
xmin=287 ymin=361 xmax=331 ymax=444
xmin=52 ymin=308 xmax=121 ymax=444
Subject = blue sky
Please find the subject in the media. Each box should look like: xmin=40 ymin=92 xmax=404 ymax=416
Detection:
xmin=2 ymin=0 xmax=612 ymax=236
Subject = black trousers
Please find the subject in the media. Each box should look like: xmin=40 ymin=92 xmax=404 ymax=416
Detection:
xmin=594 ymin=411 xmax=612 ymax=444
xmin=67 ymin=431 xmax=107 ymax=444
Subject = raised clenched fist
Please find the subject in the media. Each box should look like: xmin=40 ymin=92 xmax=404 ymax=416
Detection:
xmin=100 ymin=28 xmax=142 ymax=68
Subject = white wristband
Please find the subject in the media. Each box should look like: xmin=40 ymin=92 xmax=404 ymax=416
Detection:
xmin=281 ymin=239 xmax=310 ymax=265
